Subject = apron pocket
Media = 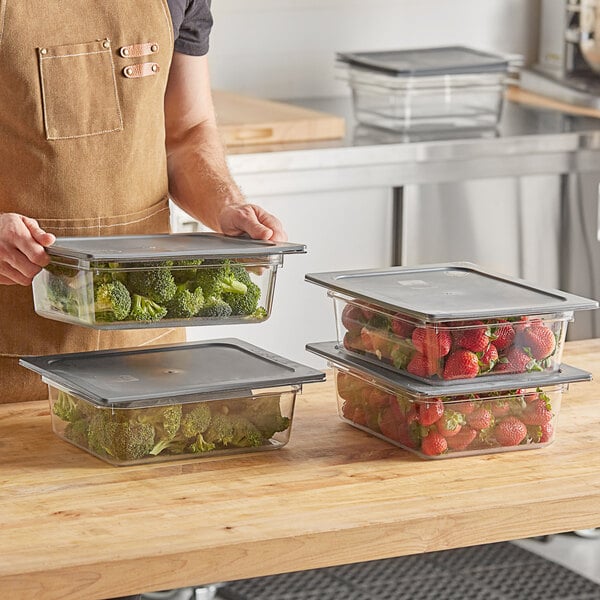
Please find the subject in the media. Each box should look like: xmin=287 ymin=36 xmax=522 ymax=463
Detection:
xmin=38 ymin=39 xmax=123 ymax=140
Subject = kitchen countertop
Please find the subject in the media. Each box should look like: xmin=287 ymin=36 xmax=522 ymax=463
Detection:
xmin=1 ymin=339 xmax=599 ymax=599
xmin=223 ymin=90 xmax=600 ymax=196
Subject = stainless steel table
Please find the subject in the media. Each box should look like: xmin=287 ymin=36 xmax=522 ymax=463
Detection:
xmin=225 ymin=95 xmax=600 ymax=196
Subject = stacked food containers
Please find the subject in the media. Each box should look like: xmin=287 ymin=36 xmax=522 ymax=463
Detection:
xmin=306 ymin=262 xmax=598 ymax=459
xmin=21 ymin=233 xmax=325 ymax=466
xmin=336 ymin=46 xmax=512 ymax=132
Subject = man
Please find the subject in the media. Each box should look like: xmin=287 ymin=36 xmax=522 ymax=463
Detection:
xmin=0 ymin=0 xmax=285 ymax=405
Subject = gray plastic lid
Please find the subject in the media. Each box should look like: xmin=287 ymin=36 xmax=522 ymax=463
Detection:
xmin=19 ymin=339 xmax=325 ymax=406
xmin=305 ymin=262 xmax=599 ymax=321
xmin=46 ymin=232 xmax=306 ymax=262
xmin=336 ymin=46 xmax=509 ymax=77
xmin=306 ymin=341 xmax=592 ymax=397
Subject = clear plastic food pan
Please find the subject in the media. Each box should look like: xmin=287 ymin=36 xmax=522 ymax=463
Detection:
xmin=336 ymin=46 xmax=511 ymax=132
xmin=32 ymin=232 xmax=306 ymax=329
xmin=20 ymin=339 xmax=325 ymax=466
xmin=307 ymin=341 xmax=591 ymax=460
xmin=305 ymin=262 xmax=598 ymax=385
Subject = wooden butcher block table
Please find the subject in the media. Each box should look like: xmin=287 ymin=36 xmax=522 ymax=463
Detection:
xmin=1 ymin=339 xmax=599 ymax=599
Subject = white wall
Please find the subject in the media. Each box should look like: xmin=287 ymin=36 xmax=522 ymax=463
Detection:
xmin=208 ymin=0 xmax=540 ymax=99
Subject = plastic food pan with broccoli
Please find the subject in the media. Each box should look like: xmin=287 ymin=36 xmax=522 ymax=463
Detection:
xmin=33 ymin=257 xmax=276 ymax=328
xmin=49 ymin=386 xmax=298 ymax=466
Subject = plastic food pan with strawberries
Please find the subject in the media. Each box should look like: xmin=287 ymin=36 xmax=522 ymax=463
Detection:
xmin=306 ymin=341 xmax=592 ymax=460
xmin=305 ymin=262 xmax=598 ymax=385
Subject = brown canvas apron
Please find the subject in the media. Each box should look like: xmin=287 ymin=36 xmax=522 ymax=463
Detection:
xmin=0 ymin=0 xmax=186 ymax=403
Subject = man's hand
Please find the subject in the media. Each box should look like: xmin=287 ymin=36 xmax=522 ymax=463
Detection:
xmin=0 ymin=213 xmax=55 ymax=285
xmin=217 ymin=203 xmax=287 ymax=242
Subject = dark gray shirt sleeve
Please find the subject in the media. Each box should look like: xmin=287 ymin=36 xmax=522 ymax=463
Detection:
xmin=167 ymin=0 xmax=213 ymax=56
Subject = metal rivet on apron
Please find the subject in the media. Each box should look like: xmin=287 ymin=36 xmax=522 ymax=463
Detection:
xmin=120 ymin=47 xmax=130 ymax=57
xmin=124 ymin=67 xmax=133 ymax=77
xmin=151 ymin=64 xmax=158 ymax=72
xmin=40 ymin=48 xmax=47 ymax=55
xmin=103 ymin=40 xmax=110 ymax=49
xmin=151 ymin=44 xmax=159 ymax=53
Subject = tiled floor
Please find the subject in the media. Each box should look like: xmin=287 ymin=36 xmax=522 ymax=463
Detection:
xmin=514 ymin=531 xmax=600 ymax=585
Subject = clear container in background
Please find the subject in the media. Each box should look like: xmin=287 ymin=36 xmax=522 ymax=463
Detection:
xmin=340 ymin=67 xmax=506 ymax=132
xmin=336 ymin=46 xmax=512 ymax=132
xmin=306 ymin=341 xmax=592 ymax=460
xmin=32 ymin=233 xmax=306 ymax=329
xmin=20 ymin=339 xmax=325 ymax=466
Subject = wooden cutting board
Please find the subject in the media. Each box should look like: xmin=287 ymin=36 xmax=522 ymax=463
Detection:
xmin=506 ymin=84 xmax=600 ymax=118
xmin=213 ymin=89 xmax=345 ymax=147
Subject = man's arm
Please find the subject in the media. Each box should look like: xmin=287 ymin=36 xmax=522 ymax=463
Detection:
xmin=164 ymin=52 xmax=287 ymax=242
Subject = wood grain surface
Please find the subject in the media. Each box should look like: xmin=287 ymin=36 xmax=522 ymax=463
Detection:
xmin=506 ymin=85 xmax=600 ymax=119
xmin=213 ymin=89 xmax=346 ymax=147
xmin=1 ymin=339 xmax=599 ymax=599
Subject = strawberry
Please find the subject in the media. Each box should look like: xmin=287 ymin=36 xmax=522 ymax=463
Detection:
xmin=336 ymin=371 xmax=357 ymax=401
xmin=341 ymin=304 xmax=365 ymax=334
xmin=494 ymin=416 xmax=527 ymax=446
xmin=466 ymin=407 xmax=493 ymax=430
xmin=407 ymin=352 xmax=438 ymax=378
xmin=391 ymin=314 xmax=416 ymax=339
xmin=412 ymin=327 xmax=452 ymax=358
xmin=366 ymin=388 xmax=394 ymax=410
xmin=490 ymin=320 xmax=515 ymax=351
xmin=343 ymin=330 xmax=365 ymax=353
xmin=453 ymin=321 xmax=490 ymax=353
xmin=490 ymin=399 xmax=512 ymax=418
xmin=452 ymin=394 xmax=479 ymax=415
xmin=356 ymin=301 xmax=379 ymax=321
xmin=442 ymin=349 xmax=479 ymax=380
xmin=539 ymin=421 xmax=554 ymax=443
xmin=495 ymin=346 xmax=536 ymax=374
xmin=436 ymin=410 xmax=464 ymax=437
xmin=360 ymin=327 xmax=393 ymax=359
xmin=519 ymin=325 xmax=556 ymax=360
xmin=521 ymin=396 xmax=553 ymax=426
xmin=379 ymin=406 xmax=419 ymax=448
xmin=478 ymin=343 xmax=498 ymax=372
xmin=421 ymin=431 xmax=448 ymax=456
xmin=417 ymin=398 xmax=444 ymax=426
xmin=446 ymin=426 xmax=477 ymax=451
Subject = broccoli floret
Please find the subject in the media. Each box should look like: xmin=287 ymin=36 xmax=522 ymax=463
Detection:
xmin=229 ymin=264 xmax=253 ymax=287
xmin=45 ymin=269 xmax=81 ymax=317
xmin=110 ymin=421 xmax=156 ymax=461
xmin=181 ymin=403 xmax=212 ymax=438
xmin=165 ymin=283 xmax=204 ymax=319
xmin=203 ymin=412 xmax=235 ymax=447
xmin=197 ymin=297 xmax=233 ymax=319
xmin=86 ymin=412 xmax=118 ymax=457
xmin=52 ymin=390 xmax=82 ymax=423
xmin=127 ymin=263 xmax=177 ymax=304
xmin=134 ymin=405 xmax=182 ymax=439
xmin=92 ymin=262 xmax=128 ymax=285
xmin=223 ymin=281 xmax=261 ymax=316
xmin=228 ymin=414 xmax=263 ymax=448
xmin=128 ymin=293 xmax=168 ymax=321
xmin=194 ymin=260 xmax=248 ymax=299
xmin=188 ymin=433 xmax=216 ymax=453
xmin=94 ymin=280 xmax=131 ymax=322
xmin=243 ymin=395 xmax=290 ymax=439
xmin=172 ymin=259 xmax=204 ymax=284
xmin=64 ymin=419 xmax=89 ymax=448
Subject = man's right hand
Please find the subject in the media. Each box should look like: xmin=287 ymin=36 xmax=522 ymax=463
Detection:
xmin=0 ymin=213 xmax=55 ymax=285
